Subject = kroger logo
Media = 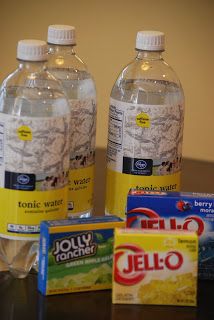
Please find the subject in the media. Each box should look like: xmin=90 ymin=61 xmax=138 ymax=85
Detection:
xmin=17 ymin=174 xmax=30 ymax=185
xmin=135 ymin=160 xmax=147 ymax=170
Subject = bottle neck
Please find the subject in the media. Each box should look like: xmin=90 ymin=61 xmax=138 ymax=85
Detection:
xmin=136 ymin=50 xmax=163 ymax=61
xmin=48 ymin=44 xmax=76 ymax=55
xmin=18 ymin=60 xmax=46 ymax=72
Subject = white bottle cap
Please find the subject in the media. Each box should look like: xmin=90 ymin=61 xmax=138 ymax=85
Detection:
xmin=47 ymin=25 xmax=76 ymax=45
xmin=136 ymin=31 xmax=165 ymax=51
xmin=17 ymin=40 xmax=48 ymax=61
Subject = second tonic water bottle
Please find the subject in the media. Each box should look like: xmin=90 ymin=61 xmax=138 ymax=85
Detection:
xmin=47 ymin=25 xmax=97 ymax=218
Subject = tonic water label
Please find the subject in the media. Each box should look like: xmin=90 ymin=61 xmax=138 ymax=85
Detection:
xmin=0 ymin=113 xmax=70 ymax=239
xmin=68 ymin=98 xmax=96 ymax=215
xmin=106 ymin=98 xmax=184 ymax=218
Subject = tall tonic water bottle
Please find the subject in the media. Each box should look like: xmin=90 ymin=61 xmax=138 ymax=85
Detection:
xmin=105 ymin=31 xmax=184 ymax=218
xmin=47 ymin=25 xmax=96 ymax=218
xmin=0 ymin=40 xmax=70 ymax=278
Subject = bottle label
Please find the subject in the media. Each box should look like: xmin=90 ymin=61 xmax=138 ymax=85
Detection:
xmin=68 ymin=98 xmax=96 ymax=215
xmin=68 ymin=165 xmax=94 ymax=215
xmin=0 ymin=113 xmax=70 ymax=239
xmin=106 ymin=98 xmax=184 ymax=218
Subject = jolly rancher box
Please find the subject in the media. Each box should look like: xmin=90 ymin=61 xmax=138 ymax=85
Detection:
xmin=112 ymin=228 xmax=198 ymax=306
xmin=38 ymin=216 xmax=124 ymax=295
xmin=126 ymin=189 xmax=214 ymax=280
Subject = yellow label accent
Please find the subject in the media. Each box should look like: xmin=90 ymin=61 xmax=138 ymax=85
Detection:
xmin=50 ymin=221 xmax=125 ymax=234
xmin=0 ymin=187 xmax=68 ymax=239
xmin=105 ymin=168 xmax=181 ymax=219
xmin=68 ymin=165 xmax=94 ymax=215
xmin=136 ymin=112 xmax=150 ymax=128
xmin=17 ymin=125 xmax=32 ymax=141
xmin=47 ymin=283 xmax=112 ymax=295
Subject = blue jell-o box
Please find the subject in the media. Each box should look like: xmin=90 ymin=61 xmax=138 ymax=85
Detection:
xmin=126 ymin=190 xmax=214 ymax=280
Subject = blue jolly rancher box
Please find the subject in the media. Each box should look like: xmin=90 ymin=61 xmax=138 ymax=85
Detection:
xmin=126 ymin=189 xmax=214 ymax=280
xmin=38 ymin=215 xmax=124 ymax=295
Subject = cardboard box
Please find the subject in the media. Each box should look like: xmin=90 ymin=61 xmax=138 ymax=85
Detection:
xmin=38 ymin=216 xmax=125 ymax=295
xmin=126 ymin=190 xmax=214 ymax=279
xmin=112 ymin=228 xmax=198 ymax=306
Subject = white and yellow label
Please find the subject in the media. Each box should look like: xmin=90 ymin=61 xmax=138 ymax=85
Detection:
xmin=0 ymin=187 xmax=68 ymax=239
xmin=68 ymin=165 xmax=94 ymax=215
xmin=68 ymin=97 xmax=96 ymax=215
xmin=106 ymin=168 xmax=181 ymax=218
xmin=106 ymin=98 xmax=184 ymax=218
xmin=0 ymin=113 xmax=70 ymax=238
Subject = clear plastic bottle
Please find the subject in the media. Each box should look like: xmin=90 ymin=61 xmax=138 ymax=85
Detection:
xmin=0 ymin=40 xmax=70 ymax=278
xmin=105 ymin=31 xmax=185 ymax=218
xmin=47 ymin=25 xmax=96 ymax=218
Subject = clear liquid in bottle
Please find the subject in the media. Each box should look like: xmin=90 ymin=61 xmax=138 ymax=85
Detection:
xmin=0 ymin=40 xmax=70 ymax=278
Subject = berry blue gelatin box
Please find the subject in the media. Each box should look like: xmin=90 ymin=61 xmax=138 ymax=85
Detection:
xmin=126 ymin=189 xmax=214 ymax=280
xmin=38 ymin=216 xmax=124 ymax=295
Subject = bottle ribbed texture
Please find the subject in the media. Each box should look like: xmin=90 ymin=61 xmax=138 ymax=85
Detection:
xmin=48 ymin=25 xmax=76 ymax=45
xmin=17 ymin=39 xmax=47 ymax=61
xmin=136 ymin=31 xmax=165 ymax=51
